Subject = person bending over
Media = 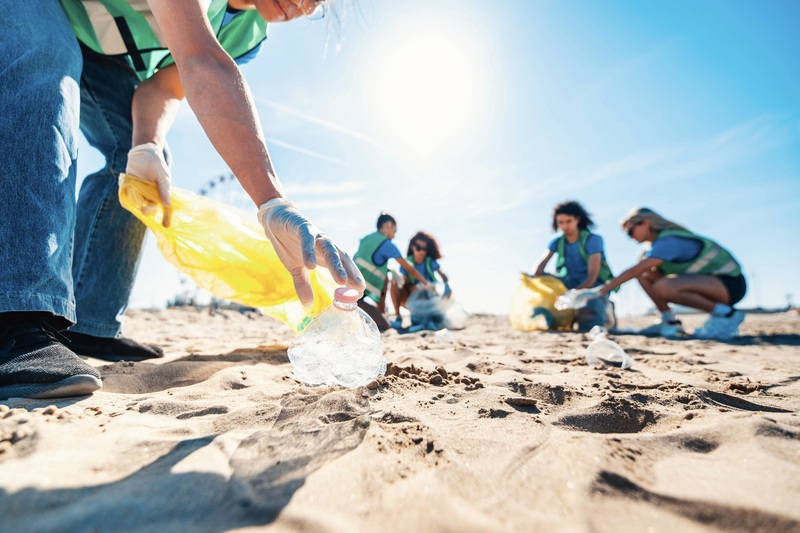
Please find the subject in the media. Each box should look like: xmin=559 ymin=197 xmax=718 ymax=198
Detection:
xmin=593 ymin=207 xmax=746 ymax=339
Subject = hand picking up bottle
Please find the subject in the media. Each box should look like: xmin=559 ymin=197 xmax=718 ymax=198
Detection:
xmin=585 ymin=325 xmax=633 ymax=370
xmin=555 ymin=287 xmax=603 ymax=310
xmin=288 ymin=287 xmax=387 ymax=388
xmin=258 ymin=199 xmax=366 ymax=309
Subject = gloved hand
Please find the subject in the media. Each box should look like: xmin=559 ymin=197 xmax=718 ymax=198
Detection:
xmin=258 ymin=198 xmax=365 ymax=307
xmin=555 ymin=287 xmax=603 ymax=310
xmin=125 ymin=143 xmax=172 ymax=227
xmin=443 ymin=282 xmax=452 ymax=299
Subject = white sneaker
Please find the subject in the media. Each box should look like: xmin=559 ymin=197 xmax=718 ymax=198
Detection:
xmin=637 ymin=320 xmax=686 ymax=338
xmin=695 ymin=310 xmax=745 ymax=340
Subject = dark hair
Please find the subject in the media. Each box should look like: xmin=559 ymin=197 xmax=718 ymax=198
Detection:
xmin=376 ymin=212 xmax=396 ymax=231
xmin=406 ymin=231 xmax=442 ymax=260
xmin=552 ymin=201 xmax=595 ymax=231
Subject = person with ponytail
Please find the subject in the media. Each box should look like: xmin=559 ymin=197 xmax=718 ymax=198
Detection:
xmin=594 ymin=208 xmax=747 ymax=339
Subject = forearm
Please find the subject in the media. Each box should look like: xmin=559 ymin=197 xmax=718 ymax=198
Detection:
xmin=398 ymin=258 xmax=428 ymax=284
xmin=131 ymin=69 xmax=183 ymax=147
xmin=532 ymin=250 xmax=554 ymax=276
xmin=599 ymin=259 xmax=660 ymax=294
xmin=180 ymin=53 xmax=284 ymax=205
xmin=578 ymin=255 xmax=601 ymax=289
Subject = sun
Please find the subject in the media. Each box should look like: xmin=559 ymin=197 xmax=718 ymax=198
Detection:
xmin=360 ymin=16 xmax=490 ymax=163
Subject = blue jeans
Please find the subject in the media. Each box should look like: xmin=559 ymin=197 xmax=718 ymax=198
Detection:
xmin=560 ymin=277 xmax=608 ymax=331
xmin=0 ymin=4 xmax=155 ymax=337
xmin=71 ymin=47 xmax=159 ymax=337
xmin=0 ymin=2 xmax=82 ymax=328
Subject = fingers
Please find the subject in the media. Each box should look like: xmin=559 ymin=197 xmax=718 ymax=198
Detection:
xmin=299 ymin=224 xmax=317 ymax=270
xmin=290 ymin=266 xmax=314 ymax=308
xmin=161 ymin=205 xmax=172 ymax=228
xmin=316 ymin=237 xmax=348 ymax=285
xmin=339 ymin=251 xmax=366 ymax=292
xmin=157 ymin=177 xmax=172 ymax=228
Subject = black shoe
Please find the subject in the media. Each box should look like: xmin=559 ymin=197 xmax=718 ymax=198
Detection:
xmin=0 ymin=314 xmax=103 ymax=400
xmin=61 ymin=331 xmax=164 ymax=362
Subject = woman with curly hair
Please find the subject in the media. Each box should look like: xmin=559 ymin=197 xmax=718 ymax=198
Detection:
xmin=531 ymin=200 xmax=615 ymax=331
xmin=390 ymin=231 xmax=450 ymax=319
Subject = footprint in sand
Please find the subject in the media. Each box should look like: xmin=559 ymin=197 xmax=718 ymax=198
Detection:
xmin=226 ymin=389 xmax=371 ymax=518
xmin=591 ymin=470 xmax=800 ymax=531
xmin=554 ymin=397 xmax=660 ymax=434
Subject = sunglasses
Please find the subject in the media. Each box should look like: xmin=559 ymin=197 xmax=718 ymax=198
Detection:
xmin=626 ymin=222 xmax=641 ymax=238
xmin=412 ymin=243 xmax=427 ymax=252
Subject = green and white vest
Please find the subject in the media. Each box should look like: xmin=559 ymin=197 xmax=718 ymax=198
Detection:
xmin=59 ymin=0 xmax=268 ymax=81
xmin=354 ymin=232 xmax=390 ymax=304
xmin=656 ymin=228 xmax=742 ymax=277
xmin=555 ymin=230 xmax=614 ymax=285
xmin=406 ymin=256 xmax=436 ymax=286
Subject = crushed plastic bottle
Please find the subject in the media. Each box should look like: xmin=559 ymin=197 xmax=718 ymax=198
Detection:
xmin=587 ymin=325 xmax=607 ymax=340
xmin=287 ymin=287 xmax=386 ymax=388
xmin=433 ymin=328 xmax=455 ymax=343
xmin=555 ymin=288 xmax=602 ymax=311
xmin=585 ymin=327 xmax=633 ymax=370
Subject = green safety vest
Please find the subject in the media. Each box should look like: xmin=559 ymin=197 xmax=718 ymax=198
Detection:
xmin=354 ymin=232 xmax=390 ymax=304
xmin=406 ymin=256 xmax=436 ymax=286
xmin=655 ymin=228 xmax=742 ymax=277
xmin=58 ymin=0 xmax=268 ymax=81
xmin=555 ymin=230 xmax=615 ymax=285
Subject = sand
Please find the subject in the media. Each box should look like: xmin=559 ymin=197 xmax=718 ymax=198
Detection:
xmin=1 ymin=309 xmax=799 ymax=532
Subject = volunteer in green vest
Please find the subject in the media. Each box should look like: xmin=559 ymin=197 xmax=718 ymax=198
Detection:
xmin=1 ymin=0 xmax=365 ymax=401
xmin=55 ymin=0 xmax=364 ymax=361
xmin=532 ymin=201 xmax=614 ymax=331
xmin=594 ymin=207 xmax=747 ymax=340
xmin=354 ymin=214 xmax=432 ymax=331
xmin=390 ymin=231 xmax=450 ymax=318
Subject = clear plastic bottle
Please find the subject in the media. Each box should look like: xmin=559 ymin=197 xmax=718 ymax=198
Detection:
xmin=287 ymin=287 xmax=386 ymax=388
xmin=585 ymin=330 xmax=633 ymax=370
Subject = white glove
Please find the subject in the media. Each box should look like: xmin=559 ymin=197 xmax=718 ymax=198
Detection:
xmin=258 ymin=198 xmax=366 ymax=307
xmin=125 ymin=143 xmax=172 ymax=227
xmin=555 ymin=287 xmax=603 ymax=310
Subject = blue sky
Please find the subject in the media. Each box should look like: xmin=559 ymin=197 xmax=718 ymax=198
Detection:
xmin=77 ymin=0 xmax=800 ymax=316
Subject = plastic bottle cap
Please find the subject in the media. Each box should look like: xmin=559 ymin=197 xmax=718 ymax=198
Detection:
xmin=334 ymin=287 xmax=362 ymax=303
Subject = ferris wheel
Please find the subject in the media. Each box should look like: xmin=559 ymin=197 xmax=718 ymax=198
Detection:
xmin=197 ymin=172 xmax=254 ymax=212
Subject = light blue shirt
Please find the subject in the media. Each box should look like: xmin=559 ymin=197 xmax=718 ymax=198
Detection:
xmin=646 ymin=236 xmax=703 ymax=262
xmin=548 ymin=233 xmax=605 ymax=287
xmin=372 ymin=239 xmax=402 ymax=266
xmin=400 ymin=258 xmax=440 ymax=282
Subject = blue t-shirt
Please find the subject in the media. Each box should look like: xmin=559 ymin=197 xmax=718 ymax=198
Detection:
xmin=400 ymin=258 xmax=440 ymax=282
xmin=645 ymin=236 xmax=703 ymax=262
xmin=372 ymin=239 xmax=402 ymax=266
xmin=223 ymin=9 xmax=265 ymax=66
xmin=548 ymin=234 xmax=605 ymax=288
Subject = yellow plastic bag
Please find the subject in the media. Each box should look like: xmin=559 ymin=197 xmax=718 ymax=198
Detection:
xmin=509 ymin=274 xmax=575 ymax=331
xmin=119 ymin=174 xmax=336 ymax=331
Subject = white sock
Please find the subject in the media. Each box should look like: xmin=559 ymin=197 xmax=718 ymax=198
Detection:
xmin=661 ymin=310 xmax=678 ymax=323
xmin=712 ymin=303 xmax=733 ymax=317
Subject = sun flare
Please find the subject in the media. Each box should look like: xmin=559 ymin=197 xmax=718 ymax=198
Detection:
xmin=361 ymin=17 xmax=490 ymax=162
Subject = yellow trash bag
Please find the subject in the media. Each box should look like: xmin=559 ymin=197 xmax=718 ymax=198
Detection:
xmin=119 ymin=174 xmax=337 ymax=332
xmin=509 ymin=274 xmax=575 ymax=331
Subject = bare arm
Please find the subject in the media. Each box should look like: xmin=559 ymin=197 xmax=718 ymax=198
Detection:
xmin=397 ymin=257 xmax=431 ymax=286
xmin=132 ymin=65 xmax=184 ymax=147
xmin=147 ymin=0 xmax=283 ymax=206
xmin=532 ymin=249 xmax=555 ymax=276
xmin=436 ymin=268 xmax=449 ymax=284
xmin=599 ymin=257 xmax=663 ymax=294
xmin=577 ymin=253 xmax=601 ymax=289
